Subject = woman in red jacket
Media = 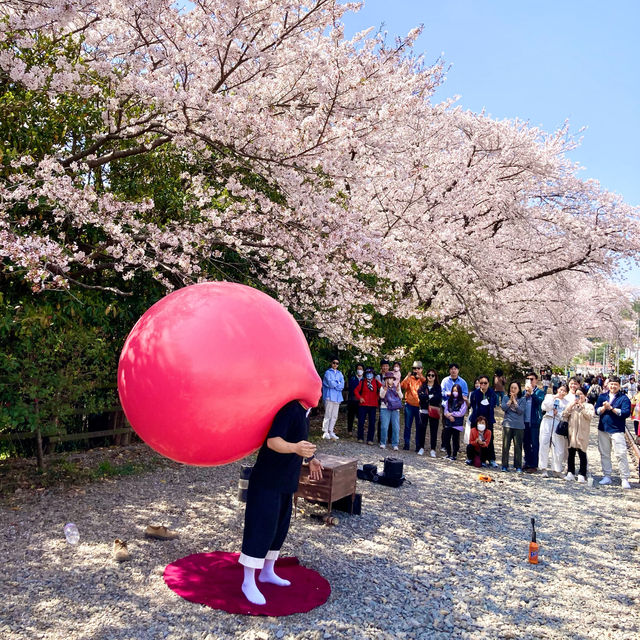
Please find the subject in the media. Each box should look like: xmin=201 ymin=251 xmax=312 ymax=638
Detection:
xmin=354 ymin=367 xmax=382 ymax=444
xmin=465 ymin=415 xmax=492 ymax=467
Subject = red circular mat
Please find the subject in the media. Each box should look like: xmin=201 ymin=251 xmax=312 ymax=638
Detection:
xmin=163 ymin=551 xmax=331 ymax=616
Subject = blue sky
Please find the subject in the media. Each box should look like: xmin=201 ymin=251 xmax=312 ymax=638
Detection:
xmin=341 ymin=0 xmax=640 ymax=285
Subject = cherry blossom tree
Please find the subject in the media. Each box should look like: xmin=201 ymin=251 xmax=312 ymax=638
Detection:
xmin=1 ymin=0 xmax=638 ymax=364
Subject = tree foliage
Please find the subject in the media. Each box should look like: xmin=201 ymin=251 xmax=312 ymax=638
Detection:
xmin=0 ymin=1 xmax=638 ymax=365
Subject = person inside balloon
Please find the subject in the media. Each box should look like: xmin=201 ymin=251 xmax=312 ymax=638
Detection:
xmin=239 ymin=398 xmax=324 ymax=605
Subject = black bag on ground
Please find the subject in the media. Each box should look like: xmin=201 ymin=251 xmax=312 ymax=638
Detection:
xmin=383 ymin=457 xmax=403 ymax=480
xmin=377 ymin=456 xmax=405 ymax=487
xmin=357 ymin=463 xmax=378 ymax=482
xmin=377 ymin=472 xmax=406 ymax=488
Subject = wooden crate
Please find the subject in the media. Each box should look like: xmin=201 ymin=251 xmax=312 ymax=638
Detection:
xmin=294 ymin=454 xmax=357 ymax=516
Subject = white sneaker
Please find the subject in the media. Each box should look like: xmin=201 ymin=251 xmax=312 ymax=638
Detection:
xmin=440 ymin=447 xmax=447 ymax=453
xmin=329 ymin=432 xmax=339 ymax=440
xmin=417 ymin=448 xmax=424 ymax=456
xmin=430 ymin=450 xmax=436 ymax=458
xmin=322 ymin=432 xmax=331 ymax=440
xmin=577 ymin=475 xmax=586 ymax=483
xmin=599 ymin=476 xmax=612 ymax=485
xmin=380 ymin=443 xmax=386 ymax=449
xmin=622 ymin=479 xmax=631 ymax=490
xmin=392 ymin=446 xmax=398 ymax=451
xmin=541 ymin=470 xmax=549 ymax=478
xmin=565 ymin=472 xmax=575 ymax=481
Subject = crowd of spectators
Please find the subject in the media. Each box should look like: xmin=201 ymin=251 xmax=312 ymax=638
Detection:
xmin=321 ymin=359 xmax=638 ymax=489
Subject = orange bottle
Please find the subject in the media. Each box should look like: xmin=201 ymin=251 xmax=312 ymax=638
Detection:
xmin=528 ymin=517 xmax=539 ymax=564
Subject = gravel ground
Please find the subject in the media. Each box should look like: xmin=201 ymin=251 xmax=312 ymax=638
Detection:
xmin=1 ymin=417 xmax=638 ymax=640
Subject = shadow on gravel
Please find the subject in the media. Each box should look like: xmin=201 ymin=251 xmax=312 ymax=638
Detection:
xmin=2 ymin=436 xmax=638 ymax=640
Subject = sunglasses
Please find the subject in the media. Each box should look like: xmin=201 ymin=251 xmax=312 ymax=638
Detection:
xmin=427 ymin=373 xmax=435 ymax=377
xmin=331 ymin=361 xmax=339 ymax=365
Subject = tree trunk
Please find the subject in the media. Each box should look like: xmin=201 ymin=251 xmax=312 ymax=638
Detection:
xmin=34 ymin=399 xmax=44 ymax=472
xmin=35 ymin=427 xmax=44 ymax=472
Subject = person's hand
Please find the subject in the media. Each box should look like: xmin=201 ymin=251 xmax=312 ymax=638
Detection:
xmin=359 ymin=397 xmax=365 ymax=404
xmin=295 ymin=441 xmax=316 ymax=458
xmin=309 ymin=458 xmax=324 ymax=480
xmin=603 ymin=401 xmax=611 ymax=411
xmin=448 ymin=415 xmax=454 ymax=422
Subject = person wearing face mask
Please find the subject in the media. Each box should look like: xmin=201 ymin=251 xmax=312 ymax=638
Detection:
xmin=441 ymin=363 xmax=469 ymax=452
xmin=346 ymin=364 xmax=365 ymax=436
xmin=442 ymin=383 xmax=467 ymax=461
xmin=469 ymin=375 xmax=499 ymax=468
xmin=562 ymin=388 xmax=595 ymax=482
xmin=538 ymin=384 xmax=570 ymax=477
xmin=375 ymin=359 xmax=391 ymax=444
xmin=594 ymin=375 xmax=632 ymax=489
xmin=391 ymin=362 xmax=402 ymax=386
xmin=354 ymin=367 xmax=382 ymax=444
xmin=465 ymin=416 xmax=492 ymax=467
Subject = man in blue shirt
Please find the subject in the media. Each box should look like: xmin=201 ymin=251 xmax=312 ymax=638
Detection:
xmin=441 ymin=363 xmax=469 ymax=401
xmin=321 ymin=357 xmax=344 ymax=440
xmin=594 ymin=376 xmax=632 ymax=489
xmin=522 ymin=372 xmax=546 ymax=472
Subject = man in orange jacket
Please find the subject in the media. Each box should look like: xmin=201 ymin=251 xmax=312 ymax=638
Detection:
xmin=401 ymin=361 xmax=426 ymax=451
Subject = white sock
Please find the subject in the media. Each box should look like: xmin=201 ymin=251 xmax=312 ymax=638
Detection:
xmin=258 ymin=558 xmax=291 ymax=587
xmin=241 ymin=566 xmax=266 ymax=605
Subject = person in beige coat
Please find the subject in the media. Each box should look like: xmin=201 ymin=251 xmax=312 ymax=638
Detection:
xmin=562 ymin=388 xmax=594 ymax=483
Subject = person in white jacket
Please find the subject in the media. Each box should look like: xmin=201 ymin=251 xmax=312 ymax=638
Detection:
xmin=539 ymin=384 xmax=570 ymax=477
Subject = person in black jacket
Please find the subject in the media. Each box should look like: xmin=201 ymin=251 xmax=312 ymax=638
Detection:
xmin=239 ymin=400 xmax=324 ymax=605
xmin=417 ymin=369 xmax=443 ymax=457
xmin=346 ymin=364 xmax=364 ymax=434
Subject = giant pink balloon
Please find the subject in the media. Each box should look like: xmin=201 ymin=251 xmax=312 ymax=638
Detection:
xmin=117 ymin=282 xmax=322 ymax=466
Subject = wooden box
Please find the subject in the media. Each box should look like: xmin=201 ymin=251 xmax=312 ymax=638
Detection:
xmin=294 ymin=454 xmax=358 ymax=516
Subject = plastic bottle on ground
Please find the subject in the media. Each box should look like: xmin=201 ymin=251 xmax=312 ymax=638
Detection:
xmin=63 ymin=523 xmax=80 ymax=545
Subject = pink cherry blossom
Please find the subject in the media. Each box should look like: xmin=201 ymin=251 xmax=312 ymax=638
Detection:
xmin=1 ymin=1 xmax=638 ymax=364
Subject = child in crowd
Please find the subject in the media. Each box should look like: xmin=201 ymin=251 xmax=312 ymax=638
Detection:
xmin=466 ymin=416 xmax=492 ymax=467
xmin=442 ymin=383 xmax=467 ymax=461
